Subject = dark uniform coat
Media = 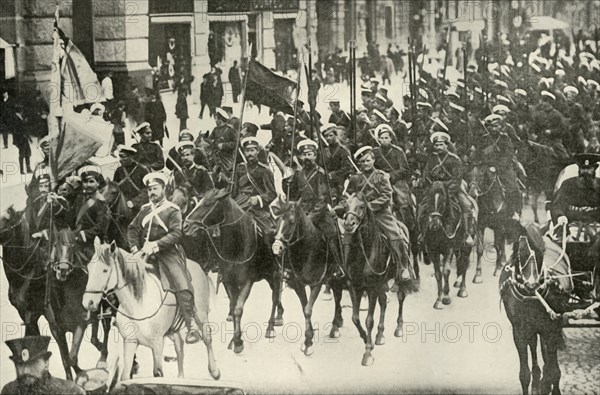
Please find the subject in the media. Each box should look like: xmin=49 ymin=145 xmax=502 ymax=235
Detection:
xmin=287 ymin=164 xmax=336 ymax=238
xmin=373 ymin=144 xmax=413 ymax=209
xmin=328 ymin=109 xmax=351 ymax=129
xmin=73 ymin=191 xmax=110 ymax=266
xmin=232 ymin=161 xmax=277 ymax=234
xmin=132 ymin=141 xmax=164 ymax=171
xmin=127 ymin=200 xmax=191 ymax=293
xmin=345 ymin=169 xmax=402 ymax=240
xmin=552 ymin=177 xmax=600 ymax=223
xmin=144 ymin=99 xmax=167 ymax=142
xmin=113 ymin=163 xmax=149 ymax=211
xmin=1 ymin=373 xmax=85 ymax=395
xmin=208 ymin=123 xmax=237 ymax=174
xmin=423 ymin=151 xmax=463 ymax=195
xmin=322 ymin=142 xmax=353 ymax=202
xmin=173 ymin=163 xmax=214 ymax=199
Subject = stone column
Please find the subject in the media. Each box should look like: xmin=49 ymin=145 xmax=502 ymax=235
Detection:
xmin=93 ymin=0 xmax=151 ymax=95
xmin=260 ymin=11 xmax=276 ymax=68
xmin=192 ymin=0 xmax=210 ymax=104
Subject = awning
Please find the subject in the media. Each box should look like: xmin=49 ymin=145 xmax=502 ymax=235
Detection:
xmin=527 ymin=16 xmax=569 ymax=31
xmin=1 ymin=37 xmax=16 ymax=80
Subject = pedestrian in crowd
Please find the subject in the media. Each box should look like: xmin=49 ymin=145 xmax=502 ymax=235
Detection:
xmin=199 ymin=75 xmax=210 ymax=119
xmin=12 ymin=103 xmax=33 ymax=175
xmin=27 ymin=90 xmax=49 ymax=138
xmin=1 ymin=336 xmax=85 ymax=395
xmin=229 ymin=60 xmax=242 ymax=103
xmin=1 ymin=88 xmax=14 ymax=149
xmin=175 ymin=85 xmax=189 ymax=131
xmin=101 ymin=71 xmax=114 ymax=111
xmin=110 ymin=107 xmax=126 ymax=150
xmin=132 ymin=122 xmax=164 ymax=171
xmin=125 ymin=83 xmax=143 ymax=129
xmin=144 ymin=88 xmax=167 ymax=146
xmin=381 ymin=54 xmax=395 ymax=85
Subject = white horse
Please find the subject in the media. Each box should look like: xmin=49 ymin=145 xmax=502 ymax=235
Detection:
xmin=82 ymin=241 xmax=220 ymax=381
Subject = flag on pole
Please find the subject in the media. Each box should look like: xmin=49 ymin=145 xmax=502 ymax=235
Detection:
xmin=48 ymin=5 xmax=109 ymax=180
xmin=244 ymin=59 xmax=298 ymax=115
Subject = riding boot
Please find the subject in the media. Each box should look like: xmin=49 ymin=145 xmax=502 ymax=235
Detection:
xmin=327 ymin=239 xmax=345 ymax=279
xmin=176 ymin=291 xmax=201 ymax=344
xmin=463 ymin=214 xmax=474 ymax=246
xmin=389 ymin=240 xmax=412 ymax=280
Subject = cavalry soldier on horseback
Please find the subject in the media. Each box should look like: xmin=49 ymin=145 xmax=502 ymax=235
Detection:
xmin=286 ymin=139 xmax=344 ymax=278
xmin=422 ymin=132 xmax=477 ymax=246
xmin=132 ymin=122 xmax=165 ymax=171
xmin=232 ymin=137 xmax=277 ymax=246
xmin=372 ymin=124 xmax=415 ymax=217
xmin=28 ymin=136 xmax=53 ymax=199
xmin=113 ymin=144 xmax=149 ymax=213
xmin=321 ymin=124 xmax=353 ymax=203
xmin=127 ymin=172 xmax=202 ymax=344
xmin=208 ymin=108 xmax=237 ymax=184
xmin=340 ymin=146 xmax=412 ymax=280
xmin=531 ymin=91 xmax=569 ymax=160
xmin=552 ymin=153 xmax=600 ymax=225
xmin=72 ymin=166 xmax=110 ymax=266
xmin=25 ymin=174 xmax=70 ymax=242
xmin=475 ymin=114 xmax=523 ymax=217
xmin=328 ymin=99 xmax=351 ymax=129
xmin=172 ymin=141 xmax=214 ymax=199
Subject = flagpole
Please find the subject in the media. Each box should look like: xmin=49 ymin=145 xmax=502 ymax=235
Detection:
xmin=285 ymin=61 xmax=303 ymax=198
xmin=228 ymin=44 xmax=253 ymax=192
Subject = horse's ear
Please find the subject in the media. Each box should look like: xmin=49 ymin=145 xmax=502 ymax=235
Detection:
xmin=109 ymin=240 xmax=117 ymax=254
xmin=94 ymin=236 xmax=101 ymax=246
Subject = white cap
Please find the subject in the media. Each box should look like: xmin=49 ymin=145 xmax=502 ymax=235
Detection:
xmin=430 ymin=131 xmax=451 ymax=144
xmin=375 ymin=124 xmax=393 ymax=138
xmin=496 ymin=95 xmax=511 ymax=104
xmin=563 ymin=86 xmax=579 ymax=95
xmin=117 ymin=144 xmax=137 ymax=154
xmin=354 ymin=146 xmax=373 ymax=161
xmin=432 ymin=118 xmax=448 ymax=132
xmin=484 ymin=114 xmax=503 ymax=124
xmin=143 ymin=172 xmax=169 ymax=187
xmin=297 ymin=139 xmax=318 ymax=152
xmin=176 ymin=141 xmax=195 ymax=152
xmin=492 ymin=104 xmax=510 ymax=114
xmin=134 ymin=122 xmax=150 ymax=133
xmin=372 ymin=109 xmax=388 ymax=123
xmin=215 ymin=108 xmax=230 ymax=120
xmin=90 ymin=102 xmax=105 ymax=114
xmin=514 ymin=88 xmax=527 ymax=97
xmin=241 ymin=136 xmax=260 ymax=148
xmin=416 ymin=102 xmax=432 ymax=109
xmin=541 ymin=91 xmax=556 ymax=100
xmin=555 ymin=69 xmax=566 ymax=77
xmin=419 ymin=88 xmax=429 ymax=100
xmin=78 ymin=165 xmax=103 ymax=179
xmin=321 ymin=123 xmax=338 ymax=135
xmin=578 ymin=76 xmax=588 ymax=86
xmin=375 ymin=93 xmax=387 ymax=102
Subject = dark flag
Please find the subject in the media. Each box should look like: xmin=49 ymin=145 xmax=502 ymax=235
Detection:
xmin=244 ymin=59 xmax=297 ymax=115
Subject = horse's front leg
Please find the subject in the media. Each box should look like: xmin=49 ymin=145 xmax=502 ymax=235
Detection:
xmin=68 ymin=323 xmax=86 ymax=374
xmin=122 ymin=340 xmax=139 ymax=381
xmin=473 ymin=226 xmax=484 ymax=283
xmin=375 ymin=285 xmax=387 ymax=345
xmin=265 ymin=276 xmax=281 ymax=339
xmin=457 ymin=248 xmax=470 ymax=298
xmin=231 ymin=280 xmax=253 ymax=354
xmin=195 ymin=308 xmax=221 ymax=380
xmin=441 ymin=250 xmax=453 ymax=305
xmin=330 ymin=280 xmax=344 ymax=338
xmin=529 ymin=334 xmax=541 ymax=394
xmin=168 ymin=332 xmax=185 ymax=378
xmin=432 ymin=253 xmax=445 ymax=309
xmin=540 ymin=335 xmax=562 ymax=395
xmin=97 ymin=316 xmax=112 ymax=368
xmin=395 ymin=288 xmax=406 ymax=337
xmin=45 ymin=307 xmax=73 ymax=381
xmin=150 ymin=337 xmax=165 ymax=377
xmin=494 ymin=230 xmax=506 ymax=277
xmin=301 ymin=284 xmax=321 ymax=356
xmin=361 ymin=289 xmax=378 ymax=366
xmin=513 ymin=327 xmax=532 ymax=395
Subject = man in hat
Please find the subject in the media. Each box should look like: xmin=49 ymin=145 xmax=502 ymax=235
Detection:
xmin=284 ymin=139 xmax=344 ymax=277
xmin=552 ymin=153 xmax=600 ymax=225
xmin=128 ymin=172 xmax=202 ymax=344
xmin=475 ymin=114 xmax=522 ymax=217
xmin=373 ymin=125 xmax=414 ymax=217
xmin=113 ymin=145 xmax=150 ymax=214
xmin=232 ymin=137 xmax=277 ymax=245
xmin=422 ymin=132 xmax=477 ymax=245
xmin=328 ymin=99 xmax=351 ymax=129
xmin=132 ymin=122 xmax=165 ymax=171
xmin=208 ymin=108 xmax=237 ymax=183
xmin=144 ymin=87 xmax=168 ymax=146
xmin=72 ymin=166 xmax=110 ymax=265
xmin=2 ymin=336 xmax=85 ymax=394
xmin=172 ymin=142 xmax=214 ymax=200
xmin=531 ymin=91 xmax=569 ymax=160
xmin=562 ymin=86 xmax=587 ymax=153
xmin=28 ymin=136 xmax=53 ymax=199
xmin=322 ymin=125 xmax=353 ymax=203
xmin=339 ymin=146 xmax=413 ymax=280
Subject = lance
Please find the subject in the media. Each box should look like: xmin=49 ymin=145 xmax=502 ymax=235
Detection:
xmin=351 ymin=40 xmax=357 ymax=144
xmin=228 ymin=44 xmax=253 ymax=193
xmin=463 ymin=43 xmax=472 ymax=150
xmin=442 ymin=24 xmax=452 ymax=82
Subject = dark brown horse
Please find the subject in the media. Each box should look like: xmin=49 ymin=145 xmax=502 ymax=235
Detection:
xmin=469 ymin=165 xmax=511 ymax=280
xmin=183 ymin=188 xmax=284 ymax=354
xmin=342 ymin=192 xmax=417 ymax=366
xmin=102 ymin=179 xmax=133 ymax=249
xmin=500 ymin=221 xmax=577 ymax=395
xmin=422 ymin=181 xmax=472 ymax=309
xmin=272 ymin=200 xmax=345 ymax=356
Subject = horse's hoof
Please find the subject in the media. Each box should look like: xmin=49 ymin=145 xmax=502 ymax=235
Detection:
xmin=226 ymin=315 xmax=233 ymax=322
xmin=233 ymin=342 xmax=244 ymax=354
xmin=453 ymin=280 xmax=461 ymax=288
xmin=164 ymin=356 xmax=177 ymax=362
xmin=265 ymin=328 xmax=276 ymax=339
xmin=394 ymin=327 xmax=403 ymax=337
xmin=274 ymin=317 xmax=284 ymax=327
xmin=375 ymin=334 xmax=385 ymax=346
xmin=303 ymin=345 xmax=314 ymax=356
xmin=329 ymin=329 xmax=340 ymax=339
xmin=433 ymin=300 xmax=444 ymax=310
xmin=227 ymin=339 xmax=234 ymax=350
xmin=209 ymin=368 xmax=221 ymax=381
xmin=442 ymin=296 xmax=451 ymax=305
xmin=458 ymin=289 xmax=468 ymax=298
xmin=472 ymin=275 xmax=483 ymax=284
xmin=361 ymin=353 xmax=374 ymax=366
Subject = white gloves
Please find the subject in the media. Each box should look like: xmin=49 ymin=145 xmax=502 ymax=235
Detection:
xmin=141 ymin=241 xmax=159 ymax=255
xmin=557 ymin=216 xmax=568 ymax=226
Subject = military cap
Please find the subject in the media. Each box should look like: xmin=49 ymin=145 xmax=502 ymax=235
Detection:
xmin=416 ymin=102 xmax=432 ymax=109
xmin=456 ymin=80 xmax=465 ymax=88
xmin=514 ymin=88 xmax=527 ymax=97
xmin=297 ymin=139 xmax=318 ymax=153
xmin=215 ymin=108 xmax=230 ymax=120
xmin=541 ymin=90 xmax=556 ymax=100
xmin=493 ymin=104 xmax=510 ymax=114
xmin=449 ymin=102 xmax=465 ymax=112
xmin=321 ymin=123 xmax=338 ymax=135
xmin=375 ymin=124 xmax=393 ymax=138
xmin=419 ymin=88 xmax=429 ymax=100
xmin=574 ymin=153 xmax=600 ymax=169
xmin=38 ymin=173 xmax=52 ymax=185
xmin=372 ymin=109 xmax=389 ymax=123
xmin=563 ymin=86 xmax=579 ymax=95
xmin=117 ymin=144 xmax=137 ymax=154
xmin=241 ymin=136 xmax=260 ymax=149
xmin=375 ymin=93 xmax=387 ymax=103
xmin=500 ymin=65 xmax=511 ymax=77
xmin=176 ymin=141 xmax=195 ymax=153
xmin=370 ymin=77 xmax=381 ymax=85
xmin=354 ymin=146 xmax=373 ymax=161
xmin=143 ymin=172 xmax=169 ymax=187
xmin=445 ymin=91 xmax=460 ymax=100
xmin=497 ymin=95 xmax=511 ymax=104
xmin=179 ymin=129 xmax=193 ymax=137
xmin=64 ymin=175 xmax=82 ymax=190
xmin=495 ymin=80 xmax=509 ymax=89
xmin=555 ymin=69 xmax=566 ymax=77
xmin=588 ymin=80 xmax=600 ymax=89
xmin=78 ymin=165 xmax=103 ymax=181
xmin=90 ymin=102 xmax=105 ymax=114
xmin=6 ymin=336 xmax=52 ymax=364
xmin=221 ymin=104 xmax=234 ymax=114
xmin=578 ymin=76 xmax=588 ymax=86
xmin=39 ymin=135 xmax=51 ymax=148
xmin=134 ymin=122 xmax=151 ymax=134
xmin=530 ymin=63 xmax=542 ymax=73
xmin=484 ymin=114 xmax=503 ymax=126
xmin=361 ymin=88 xmax=373 ymax=95
xmin=243 ymin=122 xmax=259 ymax=136
xmin=378 ymin=87 xmax=389 ymax=94
xmin=430 ymin=131 xmax=451 ymax=144
xmin=329 ymin=99 xmax=340 ymax=105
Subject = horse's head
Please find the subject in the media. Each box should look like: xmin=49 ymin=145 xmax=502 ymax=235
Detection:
xmin=102 ymin=179 xmax=131 ymax=218
xmin=343 ymin=192 xmax=368 ymax=234
xmin=49 ymin=229 xmax=77 ymax=281
xmin=183 ymin=188 xmax=228 ymax=237
xmin=481 ymin=166 xmax=506 ymax=213
xmin=83 ymin=241 xmax=119 ymax=312
xmin=510 ymin=223 xmax=545 ymax=290
xmin=0 ymin=206 xmax=22 ymax=244
xmin=272 ymin=199 xmax=303 ymax=256
xmin=427 ymin=181 xmax=448 ymax=231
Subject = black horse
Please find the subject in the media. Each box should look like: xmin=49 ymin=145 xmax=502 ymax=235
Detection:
xmin=183 ymin=188 xmax=284 ymax=354
xmin=272 ymin=200 xmax=345 ymax=356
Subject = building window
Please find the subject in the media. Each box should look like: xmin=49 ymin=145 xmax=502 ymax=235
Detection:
xmin=73 ymin=0 xmax=94 ymax=64
xmin=385 ymin=6 xmax=393 ymax=39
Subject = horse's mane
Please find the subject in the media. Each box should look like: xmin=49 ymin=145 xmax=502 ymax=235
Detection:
xmin=103 ymin=180 xmax=131 ymax=218
xmin=115 ymin=247 xmax=146 ymax=301
xmin=222 ymin=196 xmax=255 ymax=235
